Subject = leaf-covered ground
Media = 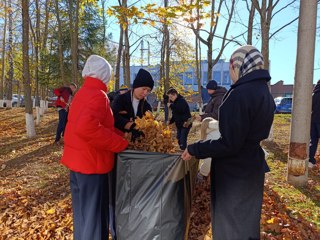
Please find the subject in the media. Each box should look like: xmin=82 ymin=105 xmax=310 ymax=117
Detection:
xmin=0 ymin=109 xmax=319 ymax=239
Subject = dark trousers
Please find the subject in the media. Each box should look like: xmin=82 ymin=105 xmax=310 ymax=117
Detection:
xmin=55 ymin=109 xmax=68 ymax=142
xmin=164 ymin=104 xmax=169 ymax=122
xmin=177 ymin=127 xmax=190 ymax=150
xmin=70 ymin=171 xmax=109 ymax=240
xmin=210 ymin=164 xmax=264 ymax=240
xmin=108 ymin=166 xmax=117 ymax=240
xmin=309 ymin=122 xmax=320 ymax=164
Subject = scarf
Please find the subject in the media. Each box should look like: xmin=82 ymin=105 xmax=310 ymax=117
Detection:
xmin=230 ymin=45 xmax=264 ymax=80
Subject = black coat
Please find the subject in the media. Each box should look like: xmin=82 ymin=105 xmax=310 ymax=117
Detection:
xmin=112 ymin=90 xmax=152 ymax=132
xmin=311 ymin=83 xmax=320 ymax=123
xmin=188 ymin=69 xmax=275 ymax=240
xmin=200 ymin=87 xmax=227 ymax=121
xmin=163 ymin=93 xmax=169 ymax=105
xmin=169 ymin=94 xmax=191 ymax=128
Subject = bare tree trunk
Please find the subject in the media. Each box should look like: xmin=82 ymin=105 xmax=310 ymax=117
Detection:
xmin=192 ymin=0 xmax=235 ymax=83
xmin=207 ymin=40 xmax=213 ymax=81
xmin=40 ymin=0 xmax=49 ymax=100
xmin=247 ymin=1 xmax=255 ymax=45
xmin=22 ymin=0 xmax=36 ymax=137
xmin=102 ymin=0 xmax=106 ymax=46
xmin=196 ymin=1 xmax=201 ymax=97
xmin=252 ymin=0 xmax=271 ymax=71
xmin=55 ymin=0 xmax=65 ymax=84
xmin=122 ymin=48 xmax=126 ymax=85
xmin=164 ymin=28 xmax=170 ymax=92
xmin=122 ymin=0 xmax=130 ymax=87
xmin=287 ymin=0 xmax=317 ymax=186
xmin=35 ymin=0 xmax=40 ymax=107
xmin=74 ymin=0 xmax=80 ymax=82
xmin=160 ymin=35 xmax=165 ymax=89
xmin=124 ymin=28 xmax=130 ymax=87
xmin=68 ymin=0 xmax=79 ymax=85
xmin=115 ymin=26 xmax=123 ymax=90
xmin=0 ymin=0 xmax=7 ymax=99
xmin=163 ymin=0 xmax=170 ymax=92
xmin=42 ymin=0 xmax=49 ymax=52
xmin=261 ymin=23 xmax=270 ymax=70
xmin=6 ymin=0 xmax=13 ymax=105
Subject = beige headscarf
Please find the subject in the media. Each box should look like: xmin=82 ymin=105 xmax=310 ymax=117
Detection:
xmin=230 ymin=45 xmax=264 ymax=80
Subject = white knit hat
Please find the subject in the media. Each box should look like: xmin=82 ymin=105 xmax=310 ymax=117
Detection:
xmin=82 ymin=55 xmax=112 ymax=84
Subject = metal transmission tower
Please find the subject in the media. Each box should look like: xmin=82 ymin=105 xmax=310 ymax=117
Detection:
xmin=140 ymin=40 xmax=150 ymax=66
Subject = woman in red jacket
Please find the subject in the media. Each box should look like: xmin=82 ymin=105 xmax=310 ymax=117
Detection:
xmin=53 ymin=83 xmax=77 ymax=144
xmin=60 ymin=55 xmax=128 ymax=240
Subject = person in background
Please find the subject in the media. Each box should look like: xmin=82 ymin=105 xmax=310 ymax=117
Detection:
xmin=201 ymin=85 xmax=211 ymax=104
xmin=60 ymin=55 xmax=128 ymax=240
xmin=181 ymin=45 xmax=275 ymax=240
xmin=167 ymin=88 xmax=192 ymax=150
xmin=112 ymin=68 xmax=154 ymax=140
xmin=107 ymin=85 xmax=129 ymax=105
xmin=110 ymin=69 xmax=153 ymax=240
xmin=308 ymin=80 xmax=320 ymax=168
xmin=53 ymin=82 xmax=77 ymax=144
xmin=118 ymin=85 xmax=129 ymax=95
xmin=196 ymin=80 xmax=227 ymax=121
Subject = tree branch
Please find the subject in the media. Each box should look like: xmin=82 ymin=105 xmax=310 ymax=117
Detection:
xmin=269 ymin=16 xmax=299 ymax=39
xmin=271 ymin=0 xmax=296 ymax=19
xmin=251 ymin=0 xmax=262 ymax=15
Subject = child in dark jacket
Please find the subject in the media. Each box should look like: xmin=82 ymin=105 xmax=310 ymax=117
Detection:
xmin=167 ymin=88 xmax=192 ymax=150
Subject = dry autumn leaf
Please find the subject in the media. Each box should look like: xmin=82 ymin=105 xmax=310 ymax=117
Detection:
xmin=126 ymin=111 xmax=178 ymax=153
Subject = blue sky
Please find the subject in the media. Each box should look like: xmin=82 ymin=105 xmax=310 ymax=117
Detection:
xmin=106 ymin=1 xmax=320 ymax=85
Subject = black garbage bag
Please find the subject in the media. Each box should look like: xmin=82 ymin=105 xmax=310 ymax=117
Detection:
xmin=115 ymin=150 xmax=198 ymax=240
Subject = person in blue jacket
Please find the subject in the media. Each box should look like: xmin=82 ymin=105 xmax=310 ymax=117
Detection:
xmin=182 ymin=45 xmax=275 ymax=240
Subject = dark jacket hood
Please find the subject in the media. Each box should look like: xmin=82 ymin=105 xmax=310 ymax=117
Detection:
xmin=231 ymin=69 xmax=271 ymax=89
xmin=313 ymin=83 xmax=320 ymax=94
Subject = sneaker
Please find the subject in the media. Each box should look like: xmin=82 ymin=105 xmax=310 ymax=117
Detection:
xmin=308 ymin=162 xmax=315 ymax=168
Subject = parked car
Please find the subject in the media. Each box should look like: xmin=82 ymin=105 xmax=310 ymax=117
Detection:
xmin=274 ymin=97 xmax=292 ymax=113
xmin=12 ymin=94 xmax=24 ymax=107
xmin=47 ymin=96 xmax=57 ymax=108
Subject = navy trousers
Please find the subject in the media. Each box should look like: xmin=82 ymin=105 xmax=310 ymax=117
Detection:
xmin=70 ymin=171 xmax=109 ymax=240
xmin=108 ymin=166 xmax=117 ymax=240
xmin=176 ymin=127 xmax=190 ymax=150
xmin=309 ymin=122 xmax=320 ymax=164
xmin=164 ymin=104 xmax=169 ymax=122
xmin=55 ymin=109 xmax=68 ymax=142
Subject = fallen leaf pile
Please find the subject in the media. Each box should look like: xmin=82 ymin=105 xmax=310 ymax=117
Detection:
xmin=187 ymin=180 xmax=319 ymax=240
xmin=126 ymin=111 xmax=178 ymax=153
xmin=188 ymin=177 xmax=211 ymax=240
xmin=261 ymin=185 xmax=319 ymax=239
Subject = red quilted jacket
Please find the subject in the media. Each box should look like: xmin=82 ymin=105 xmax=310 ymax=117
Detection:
xmin=60 ymin=77 xmax=128 ymax=174
xmin=53 ymin=87 xmax=72 ymax=109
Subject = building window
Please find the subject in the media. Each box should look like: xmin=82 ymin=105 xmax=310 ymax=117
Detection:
xmin=193 ymin=78 xmax=198 ymax=85
xmin=184 ymin=72 xmax=193 ymax=85
xmin=213 ymin=71 xmax=221 ymax=83
xmin=177 ymin=73 xmax=184 ymax=82
xmin=223 ymin=71 xmax=230 ymax=85
xmin=202 ymin=71 xmax=208 ymax=85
